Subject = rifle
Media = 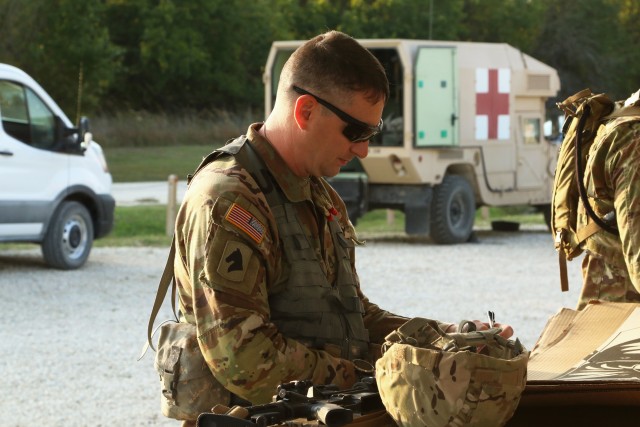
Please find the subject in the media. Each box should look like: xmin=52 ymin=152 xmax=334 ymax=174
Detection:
xmin=196 ymin=376 xmax=384 ymax=427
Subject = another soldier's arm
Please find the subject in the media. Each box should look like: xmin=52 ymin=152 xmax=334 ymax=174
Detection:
xmin=610 ymin=124 xmax=640 ymax=292
xmin=185 ymin=194 xmax=358 ymax=404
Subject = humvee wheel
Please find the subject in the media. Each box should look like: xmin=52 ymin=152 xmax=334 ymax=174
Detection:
xmin=539 ymin=204 xmax=552 ymax=231
xmin=430 ymin=175 xmax=476 ymax=244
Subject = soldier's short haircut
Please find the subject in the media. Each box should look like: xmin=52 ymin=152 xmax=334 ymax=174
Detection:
xmin=280 ymin=30 xmax=389 ymax=105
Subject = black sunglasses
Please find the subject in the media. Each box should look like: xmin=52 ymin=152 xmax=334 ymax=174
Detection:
xmin=292 ymin=86 xmax=383 ymax=143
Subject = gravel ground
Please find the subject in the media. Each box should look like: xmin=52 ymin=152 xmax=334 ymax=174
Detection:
xmin=0 ymin=228 xmax=583 ymax=426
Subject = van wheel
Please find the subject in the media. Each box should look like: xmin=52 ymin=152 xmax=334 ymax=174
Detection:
xmin=430 ymin=175 xmax=476 ymax=244
xmin=42 ymin=201 xmax=94 ymax=270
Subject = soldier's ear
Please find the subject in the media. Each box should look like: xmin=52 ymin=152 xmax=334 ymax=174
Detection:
xmin=293 ymin=94 xmax=316 ymax=130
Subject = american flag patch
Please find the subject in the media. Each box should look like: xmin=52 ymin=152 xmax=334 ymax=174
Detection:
xmin=225 ymin=203 xmax=266 ymax=243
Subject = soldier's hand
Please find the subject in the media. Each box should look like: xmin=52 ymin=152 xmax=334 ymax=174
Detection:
xmin=473 ymin=320 xmax=514 ymax=338
xmin=446 ymin=320 xmax=514 ymax=339
xmin=491 ymin=322 xmax=514 ymax=339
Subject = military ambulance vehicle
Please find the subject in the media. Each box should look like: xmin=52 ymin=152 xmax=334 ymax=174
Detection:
xmin=0 ymin=63 xmax=114 ymax=269
xmin=264 ymin=39 xmax=560 ymax=243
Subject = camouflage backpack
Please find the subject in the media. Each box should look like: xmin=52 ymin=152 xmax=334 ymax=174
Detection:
xmin=551 ymin=89 xmax=640 ymax=291
xmin=142 ymin=239 xmax=231 ymax=421
xmin=375 ymin=317 xmax=528 ymax=427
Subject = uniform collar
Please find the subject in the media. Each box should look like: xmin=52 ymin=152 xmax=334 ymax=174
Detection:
xmin=246 ymin=123 xmax=312 ymax=203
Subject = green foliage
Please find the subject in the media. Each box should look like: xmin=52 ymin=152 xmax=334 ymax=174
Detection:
xmin=103 ymin=0 xmax=290 ymax=111
xmin=0 ymin=0 xmax=121 ymax=117
xmin=532 ymin=0 xmax=635 ymax=101
xmin=459 ymin=0 xmax=546 ymax=51
xmin=342 ymin=0 xmax=465 ymax=40
xmin=2 ymin=0 xmax=640 ymax=115
xmin=616 ymin=0 xmax=640 ymax=97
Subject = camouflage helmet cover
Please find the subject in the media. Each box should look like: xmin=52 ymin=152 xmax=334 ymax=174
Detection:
xmin=375 ymin=317 xmax=528 ymax=427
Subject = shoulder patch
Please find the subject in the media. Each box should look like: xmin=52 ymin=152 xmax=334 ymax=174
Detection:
xmin=217 ymin=240 xmax=253 ymax=282
xmin=225 ymin=202 xmax=266 ymax=244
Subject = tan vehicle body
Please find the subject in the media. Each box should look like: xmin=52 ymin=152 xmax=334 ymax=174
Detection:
xmin=264 ymin=39 xmax=560 ymax=243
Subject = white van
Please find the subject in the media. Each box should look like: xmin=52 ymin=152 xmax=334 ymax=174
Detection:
xmin=0 ymin=64 xmax=114 ymax=269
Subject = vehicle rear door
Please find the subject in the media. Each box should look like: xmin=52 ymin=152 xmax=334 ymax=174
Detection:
xmin=414 ymin=46 xmax=458 ymax=147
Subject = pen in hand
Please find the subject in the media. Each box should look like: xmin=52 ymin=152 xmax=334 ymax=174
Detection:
xmin=487 ymin=310 xmax=496 ymax=328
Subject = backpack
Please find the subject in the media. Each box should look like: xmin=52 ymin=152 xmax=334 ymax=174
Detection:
xmin=551 ymin=89 xmax=640 ymax=291
xmin=140 ymin=139 xmax=248 ymax=421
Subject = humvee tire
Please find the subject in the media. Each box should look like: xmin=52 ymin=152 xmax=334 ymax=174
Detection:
xmin=430 ymin=175 xmax=475 ymax=244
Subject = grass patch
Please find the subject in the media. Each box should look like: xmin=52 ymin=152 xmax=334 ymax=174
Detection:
xmin=97 ymin=206 xmax=410 ymax=247
xmin=355 ymin=209 xmax=406 ymax=233
xmin=2 ymin=205 xmax=546 ymax=250
xmin=355 ymin=206 xmax=545 ymax=236
xmin=95 ymin=205 xmax=171 ymax=247
xmin=98 ymin=206 xmax=406 ymax=247
xmin=95 ymin=109 xmax=259 ymax=182
xmin=105 ymin=145 xmax=217 ymax=182
xmin=475 ymin=205 xmax=546 ymax=227
xmin=94 ymin=204 xmax=546 ymax=248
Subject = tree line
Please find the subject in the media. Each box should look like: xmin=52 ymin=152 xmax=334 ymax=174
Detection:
xmin=0 ymin=0 xmax=638 ymax=119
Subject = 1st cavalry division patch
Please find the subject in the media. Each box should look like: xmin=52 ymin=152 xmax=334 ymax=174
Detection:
xmin=225 ymin=203 xmax=266 ymax=243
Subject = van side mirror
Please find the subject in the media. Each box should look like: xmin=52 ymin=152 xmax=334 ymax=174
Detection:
xmin=54 ymin=116 xmax=83 ymax=152
xmin=78 ymin=116 xmax=90 ymax=139
xmin=78 ymin=116 xmax=94 ymax=148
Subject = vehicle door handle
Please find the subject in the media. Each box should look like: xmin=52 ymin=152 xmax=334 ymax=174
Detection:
xmin=0 ymin=150 xmax=14 ymax=156
xmin=451 ymin=113 xmax=458 ymax=126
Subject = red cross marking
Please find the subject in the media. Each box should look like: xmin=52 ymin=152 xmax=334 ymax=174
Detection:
xmin=476 ymin=69 xmax=509 ymax=139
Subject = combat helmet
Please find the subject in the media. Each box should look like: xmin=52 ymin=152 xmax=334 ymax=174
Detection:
xmin=375 ymin=317 xmax=528 ymax=427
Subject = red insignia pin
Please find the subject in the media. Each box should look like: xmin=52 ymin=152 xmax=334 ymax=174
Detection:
xmin=327 ymin=207 xmax=339 ymax=222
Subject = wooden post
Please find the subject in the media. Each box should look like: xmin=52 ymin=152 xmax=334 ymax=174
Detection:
xmin=386 ymin=209 xmax=395 ymax=225
xmin=481 ymin=206 xmax=490 ymax=221
xmin=166 ymin=174 xmax=178 ymax=236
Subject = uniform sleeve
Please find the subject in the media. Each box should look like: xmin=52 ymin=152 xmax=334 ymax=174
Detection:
xmin=182 ymin=191 xmax=358 ymax=404
xmin=609 ymin=123 xmax=640 ymax=293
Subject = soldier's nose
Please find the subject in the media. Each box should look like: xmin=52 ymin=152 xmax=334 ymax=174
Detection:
xmin=351 ymin=141 xmax=370 ymax=159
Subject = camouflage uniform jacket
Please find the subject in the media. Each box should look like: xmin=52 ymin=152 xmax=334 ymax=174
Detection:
xmin=577 ymin=114 xmax=640 ymax=309
xmin=173 ymin=123 xmax=408 ymax=404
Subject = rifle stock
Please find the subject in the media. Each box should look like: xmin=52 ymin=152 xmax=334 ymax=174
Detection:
xmin=197 ymin=401 xmax=352 ymax=427
xmin=310 ymin=402 xmax=353 ymax=426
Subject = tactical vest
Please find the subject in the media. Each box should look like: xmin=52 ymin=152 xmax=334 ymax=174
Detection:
xmin=210 ymin=136 xmax=370 ymax=361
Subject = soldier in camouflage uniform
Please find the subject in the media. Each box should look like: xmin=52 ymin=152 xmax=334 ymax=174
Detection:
xmin=577 ymin=90 xmax=640 ymax=309
xmin=172 ymin=31 xmax=511 ymax=426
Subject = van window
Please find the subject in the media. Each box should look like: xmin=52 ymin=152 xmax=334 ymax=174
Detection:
xmin=0 ymin=80 xmax=56 ymax=150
